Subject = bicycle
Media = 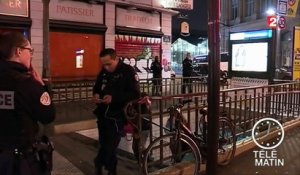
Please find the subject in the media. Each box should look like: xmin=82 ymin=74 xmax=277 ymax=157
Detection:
xmin=197 ymin=107 xmax=236 ymax=165
xmin=141 ymin=101 xmax=236 ymax=175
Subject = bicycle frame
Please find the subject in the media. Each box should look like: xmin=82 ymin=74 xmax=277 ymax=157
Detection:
xmin=167 ymin=103 xmax=236 ymax=165
xmin=168 ymin=105 xmax=204 ymax=147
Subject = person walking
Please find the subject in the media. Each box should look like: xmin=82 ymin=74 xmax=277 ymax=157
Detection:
xmin=0 ymin=32 xmax=55 ymax=175
xmin=150 ymin=56 xmax=162 ymax=96
xmin=182 ymin=52 xmax=193 ymax=93
xmin=93 ymin=48 xmax=140 ymax=175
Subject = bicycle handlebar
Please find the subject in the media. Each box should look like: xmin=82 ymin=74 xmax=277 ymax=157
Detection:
xmin=167 ymin=99 xmax=193 ymax=111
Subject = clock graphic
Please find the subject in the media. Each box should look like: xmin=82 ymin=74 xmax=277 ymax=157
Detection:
xmin=252 ymin=118 xmax=285 ymax=150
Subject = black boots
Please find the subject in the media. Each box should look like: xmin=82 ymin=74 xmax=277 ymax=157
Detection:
xmin=107 ymin=171 xmax=117 ymax=175
xmin=95 ymin=166 xmax=103 ymax=175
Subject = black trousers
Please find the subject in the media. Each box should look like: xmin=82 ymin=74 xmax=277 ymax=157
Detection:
xmin=152 ymin=77 xmax=162 ymax=95
xmin=94 ymin=118 xmax=123 ymax=173
xmin=0 ymin=151 xmax=50 ymax=175
xmin=182 ymin=77 xmax=192 ymax=94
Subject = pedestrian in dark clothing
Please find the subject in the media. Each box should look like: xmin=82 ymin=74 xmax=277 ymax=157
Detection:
xmin=182 ymin=52 xmax=193 ymax=93
xmin=150 ymin=56 xmax=162 ymax=96
xmin=93 ymin=48 xmax=140 ymax=175
xmin=0 ymin=32 xmax=55 ymax=175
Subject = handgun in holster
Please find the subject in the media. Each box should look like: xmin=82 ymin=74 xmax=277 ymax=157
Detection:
xmin=32 ymin=135 xmax=54 ymax=172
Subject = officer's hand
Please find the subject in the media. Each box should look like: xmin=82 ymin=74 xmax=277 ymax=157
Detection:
xmin=31 ymin=67 xmax=45 ymax=86
xmin=103 ymin=95 xmax=112 ymax=104
xmin=93 ymin=94 xmax=101 ymax=104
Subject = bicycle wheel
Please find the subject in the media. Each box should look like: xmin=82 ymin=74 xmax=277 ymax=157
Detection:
xmin=217 ymin=117 xmax=236 ymax=165
xmin=142 ymin=133 xmax=201 ymax=175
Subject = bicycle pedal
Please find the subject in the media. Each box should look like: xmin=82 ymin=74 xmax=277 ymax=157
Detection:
xmin=219 ymin=138 xmax=228 ymax=145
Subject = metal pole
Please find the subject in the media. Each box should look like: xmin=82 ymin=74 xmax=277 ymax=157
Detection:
xmin=206 ymin=0 xmax=220 ymax=174
xmin=270 ymin=28 xmax=277 ymax=83
xmin=42 ymin=0 xmax=50 ymax=79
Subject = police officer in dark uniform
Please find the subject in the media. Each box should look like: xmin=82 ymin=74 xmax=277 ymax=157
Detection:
xmin=93 ymin=48 xmax=140 ymax=175
xmin=0 ymin=32 xmax=55 ymax=175
xmin=182 ymin=52 xmax=193 ymax=93
xmin=150 ymin=56 xmax=162 ymax=96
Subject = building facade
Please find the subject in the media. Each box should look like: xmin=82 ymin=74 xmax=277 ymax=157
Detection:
xmin=0 ymin=0 xmax=177 ymax=81
xmin=221 ymin=0 xmax=300 ymax=71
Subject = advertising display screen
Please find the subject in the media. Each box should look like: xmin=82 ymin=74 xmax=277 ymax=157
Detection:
xmin=232 ymin=42 xmax=268 ymax=72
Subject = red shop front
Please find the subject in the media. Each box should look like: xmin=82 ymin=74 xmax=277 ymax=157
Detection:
xmin=115 ymin=34 xmax=161 ymax=80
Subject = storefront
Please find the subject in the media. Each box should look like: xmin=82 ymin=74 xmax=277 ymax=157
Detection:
xmin=49 ymin=0 xmax=106 ymax=81
xmin=0 ymin=0 xmax=31 ymax=38
xmin=115 ymin=7 xmax=172 ymax=80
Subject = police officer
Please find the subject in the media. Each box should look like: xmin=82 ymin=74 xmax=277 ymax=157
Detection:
xmin=93 ymin=48 xmax=140 ymax=175
xmin=150 ymin=56 xmax=162 ymax=96
xmin=0 ymin=32 xmax=55 ymax=175
xmin=182 ymin=52 xmax=193 ymax=93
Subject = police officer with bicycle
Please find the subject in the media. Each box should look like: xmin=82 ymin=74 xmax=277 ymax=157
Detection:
xmin=93 ymin=48 xmax=140 ymax=175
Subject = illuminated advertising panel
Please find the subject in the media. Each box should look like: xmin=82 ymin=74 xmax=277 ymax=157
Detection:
xmin=229 ymin=30 xmax=273 ymax=79
xmin=292 ymin=26 xmax=300 ymax=80
xmin=232 ymin=42 xmax=268 ymax=72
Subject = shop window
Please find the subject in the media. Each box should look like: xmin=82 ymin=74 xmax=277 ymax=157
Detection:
xmin=49 ymin=32 xmax=103 ymax=81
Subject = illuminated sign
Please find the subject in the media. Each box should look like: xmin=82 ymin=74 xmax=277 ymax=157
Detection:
xmin=50 ymin=0 xmax=104 ymax=24
xmin=267 ymin=16 xmax=286 ymax=30
xmin=116 ymin=8 xmax=161 ymax=31
xmin=0 ymin=0 xmax=28 ymax=17
xmin=161 ymin=0 xmax=193 ymax=10
xmin=230 ymin=30 xmax=273 ymax=41
xmin=267 ymin=16 xmax=277 ymax=29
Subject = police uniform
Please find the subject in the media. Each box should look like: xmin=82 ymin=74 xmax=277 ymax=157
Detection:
xmin=182 ymin=57 xmax=193 ymax=93
xmin=0 ymin=60 xmax=55 ymax=175
xmin=93 ymin=61 xmax=140 ymax=174
xmin=150 ymin=60 xmax=162 ymax=95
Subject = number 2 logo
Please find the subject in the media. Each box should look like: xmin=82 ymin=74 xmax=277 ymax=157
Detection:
xmin=267 ymin=16 xmax=277 ymax=28
xmin=269 ymin=17 xmax=277 ymax=27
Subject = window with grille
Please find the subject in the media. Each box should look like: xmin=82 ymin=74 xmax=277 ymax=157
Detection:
xmin=246 ymin=0 xmax=254 ymax=16
xmin=231 ymin=0 xmax=238 ymax=19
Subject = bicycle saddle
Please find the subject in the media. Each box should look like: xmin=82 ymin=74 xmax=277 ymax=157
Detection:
xmin=199 ymin=107 xmax=208 ymax=115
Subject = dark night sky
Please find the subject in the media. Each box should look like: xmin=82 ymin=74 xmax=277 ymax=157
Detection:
xmin=172 ymin=0 xmax=208 ymax=44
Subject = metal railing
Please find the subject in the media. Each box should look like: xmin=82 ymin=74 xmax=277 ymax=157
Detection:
xmin=133 ymin=82 xmax=300 ymax=173
xmin=50 ymin=77 xmax=229 ymax=109
xmin=49 ymin=78 xmax=300 ymax=172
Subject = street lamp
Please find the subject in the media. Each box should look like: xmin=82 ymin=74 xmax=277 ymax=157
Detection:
xmin=266 ymin=8 xmax=276 ymax=15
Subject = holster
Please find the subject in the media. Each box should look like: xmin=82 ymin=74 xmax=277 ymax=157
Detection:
xmin=32 ymin=135 xmax=54 ymax=172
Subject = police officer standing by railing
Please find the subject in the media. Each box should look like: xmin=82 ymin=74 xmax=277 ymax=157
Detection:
xmin=150 ymin=56 xmax=162 ymax=96
xmin=93 ymin=48 xmax=140 ymax=175
xmin=182 ymin=52 xmax=193 ymax=93
xmin=0 ymin=32 xmax=55 ymax=175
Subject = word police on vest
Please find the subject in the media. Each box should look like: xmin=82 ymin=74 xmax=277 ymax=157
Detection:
xmin=0 ymin=91 xmax=14 ymax=109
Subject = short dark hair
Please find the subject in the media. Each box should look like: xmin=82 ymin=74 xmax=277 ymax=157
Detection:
xmin=0 ymin=32 xmax=28 ymax=61
xmin=99 ymin=48 xmax=117 ymax=60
